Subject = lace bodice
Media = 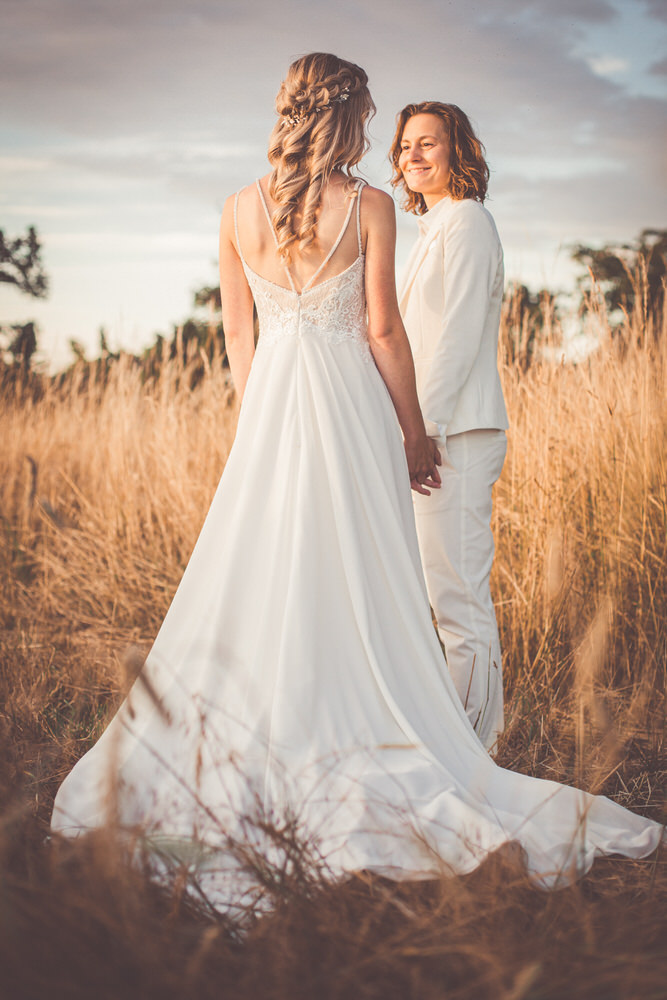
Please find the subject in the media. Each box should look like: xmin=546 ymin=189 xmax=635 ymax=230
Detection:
xmin=234 ymin=181 xmax=373 ymax=363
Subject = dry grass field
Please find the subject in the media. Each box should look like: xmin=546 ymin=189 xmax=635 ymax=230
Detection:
xmin=1 ymin=291 xmax=666 ymax=999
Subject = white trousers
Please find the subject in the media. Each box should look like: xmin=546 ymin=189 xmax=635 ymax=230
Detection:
xmin=412 ymin=428 xmax=507 ymax=752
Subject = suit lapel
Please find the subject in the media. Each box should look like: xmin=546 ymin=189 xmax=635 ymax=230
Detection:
xmin=398 ymin=232 xmax=434 ymax=312
xmin=398 ymin=198 xmax=453 ymax=313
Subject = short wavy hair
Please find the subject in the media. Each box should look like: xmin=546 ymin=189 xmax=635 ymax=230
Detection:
xmin=267 ymin=52 xmax=375 ymax=261
xmin=390 ymin=102 xmax=489 ymax=214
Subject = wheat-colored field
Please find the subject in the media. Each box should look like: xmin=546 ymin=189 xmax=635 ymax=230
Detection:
xmin=1 ymin=297 xmax=665 ymax=999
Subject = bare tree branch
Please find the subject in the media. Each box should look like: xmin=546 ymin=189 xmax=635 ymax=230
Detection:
xmin=0 ymin=226 xmax=49 ymax=299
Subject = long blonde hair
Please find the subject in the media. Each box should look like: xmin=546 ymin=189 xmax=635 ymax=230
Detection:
xmin=267 ymin=53 xmax=375 ymax=261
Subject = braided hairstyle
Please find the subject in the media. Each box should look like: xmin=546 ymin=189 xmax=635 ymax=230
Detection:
xmin=268 ymin=53 xmax=375 ymax=261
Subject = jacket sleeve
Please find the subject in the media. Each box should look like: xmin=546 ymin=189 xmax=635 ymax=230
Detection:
xmin=420 ymin=203 xmax=501 ymax=437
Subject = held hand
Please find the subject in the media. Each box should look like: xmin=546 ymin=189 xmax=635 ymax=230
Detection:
xmin=405 ymin=435 xmax=442 ymax=495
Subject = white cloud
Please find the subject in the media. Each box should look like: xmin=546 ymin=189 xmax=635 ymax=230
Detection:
xmin=587 ymin=55 xmax=630 ymax=76
xmin=1 ymin=0 xmax=666 ymax=360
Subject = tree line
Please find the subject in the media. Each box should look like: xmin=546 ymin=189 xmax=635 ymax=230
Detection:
xmin=1 ymin=223 xmax=665 ymax=397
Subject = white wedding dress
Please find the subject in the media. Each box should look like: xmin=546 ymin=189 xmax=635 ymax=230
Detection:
xmin=51 ymin=181 xmax=663 ymax=914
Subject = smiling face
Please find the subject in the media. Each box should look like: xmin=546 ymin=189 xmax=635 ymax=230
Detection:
xmin=398 ymin=113 xmax=451 ymax=210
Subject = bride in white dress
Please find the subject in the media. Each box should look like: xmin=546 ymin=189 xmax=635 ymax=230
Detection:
xmin=51 ymin=52 xmax=663 ymax=914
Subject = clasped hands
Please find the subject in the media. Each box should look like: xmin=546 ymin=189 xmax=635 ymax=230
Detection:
xmin=405 ymin=434 xmax=442 ymax=496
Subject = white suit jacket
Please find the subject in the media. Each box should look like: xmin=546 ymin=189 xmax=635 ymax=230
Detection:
xmin=398 ymin=195 xmax=509 ymax=439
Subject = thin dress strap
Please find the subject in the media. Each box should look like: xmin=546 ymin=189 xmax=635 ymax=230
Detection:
xmin=255 ymin=179 xmax=297 ymax=292
xmin=233 ymin=190 xmax=246 ymax=266
xmin=254 ymin=178 xmax=359 ymax=294
xmin=355 ymin=180 xmax=365 ymax=256
xmin=301 ymin=193 xmax=357 ymax=293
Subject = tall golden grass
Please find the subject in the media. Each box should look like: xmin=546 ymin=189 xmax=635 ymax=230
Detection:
xmin=1 ymin=287 xmax=665 ymax=998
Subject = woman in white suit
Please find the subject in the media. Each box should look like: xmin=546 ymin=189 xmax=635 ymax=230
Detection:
xmin=391 ymin=102 xmax=509 ymax=751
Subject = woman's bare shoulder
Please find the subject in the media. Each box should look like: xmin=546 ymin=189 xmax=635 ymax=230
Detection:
xmin=221 ymin=178 xmax=266 ymax=233
xmin=359 ymin=185 xmax=397 ymax=235
xmin=359 ymin=184 xmax=395 ymax=211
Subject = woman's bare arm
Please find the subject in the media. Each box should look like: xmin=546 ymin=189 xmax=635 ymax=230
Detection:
xmin=363 ymin=187 xmax=440 ymax=494
xmin=219 ymin=194 xmax=256 ymax=403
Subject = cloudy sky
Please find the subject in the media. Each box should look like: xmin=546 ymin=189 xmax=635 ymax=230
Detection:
xmin=1 ymin=0 xmax=666 ymax=368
